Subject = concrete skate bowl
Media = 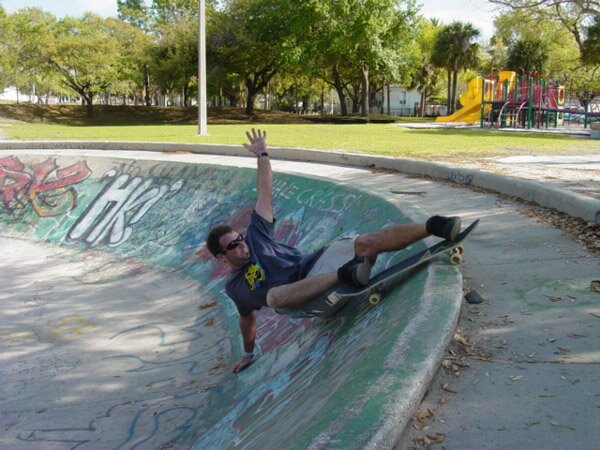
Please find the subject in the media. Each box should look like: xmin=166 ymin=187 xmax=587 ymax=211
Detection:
xmin=0 ymin=149 xmax=462 ymax=449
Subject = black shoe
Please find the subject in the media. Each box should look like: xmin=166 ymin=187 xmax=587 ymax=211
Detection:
xmin=338 ymin=256 xmax=372 ymax=287
xmin=426 ymin=216 xmax=461 ymax=242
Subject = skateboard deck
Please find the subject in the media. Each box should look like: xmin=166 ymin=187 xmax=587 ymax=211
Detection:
xmin=325 ymin=219 xmax=480 ymax=308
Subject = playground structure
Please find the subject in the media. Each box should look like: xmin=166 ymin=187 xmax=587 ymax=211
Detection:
xmin=436 ymin=70 xmax=600 ymax=129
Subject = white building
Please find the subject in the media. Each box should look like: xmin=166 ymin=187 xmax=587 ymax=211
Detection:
xmin=0 ymin=86 xmax=60 ymax=104
xmin=329 ymin=84 xmax=447 ymax=117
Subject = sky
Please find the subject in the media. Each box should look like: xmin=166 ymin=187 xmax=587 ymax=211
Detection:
xmin=2 ymin=0 xmax=498 ymax=40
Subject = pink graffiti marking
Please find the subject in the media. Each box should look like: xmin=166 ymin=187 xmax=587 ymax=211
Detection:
xmin=0 ymin=156 xmax=91 ymax=216
xmin=29 ymin=159 xmax=91 ymax=195
xmin=0 ymin=156 xmax=30 ymax=209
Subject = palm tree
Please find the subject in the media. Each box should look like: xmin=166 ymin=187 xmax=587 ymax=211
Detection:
xmin=431 ymin=22 xmax=480 ymax=114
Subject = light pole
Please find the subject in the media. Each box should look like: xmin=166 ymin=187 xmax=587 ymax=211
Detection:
xmin=198 ymin=0 xmax=208 ymax=135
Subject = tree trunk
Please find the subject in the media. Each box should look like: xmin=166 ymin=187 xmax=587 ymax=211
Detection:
xmin=302 ymin=95 xmax=309 ymax=113
xmin=451 ymin=69 xmax=459 ymax=114
xmin=332 ymin=65 xmax=348 ymax=116
xmin=351 ymin=93 xmax=360 ymax=113
xmin=183 ymin=80 xmax=190 ymax=107
xmin=85 ymin=96 xmax=94 ymax=119
xmin=320 ymin=90 xmax=325 ymax=115
xmin=245 ymin=88 xmax=257 ymax=115
xmin=361 ymin=63 xmax=369 ymax=117
xmin=446 ymin=69 xmax=452 ymax=114
xmin=144 ymin=66 xmax=151 ymax=106
xmin=386 ymin=82 xmax=391 ymax=115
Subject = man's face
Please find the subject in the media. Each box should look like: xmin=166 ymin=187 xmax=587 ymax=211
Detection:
xmin=217 ymin=231 xmax=251 ymax=269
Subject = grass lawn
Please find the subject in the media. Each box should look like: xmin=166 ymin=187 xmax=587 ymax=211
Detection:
xmin=1 ymin=105 xmax=598 ymax=161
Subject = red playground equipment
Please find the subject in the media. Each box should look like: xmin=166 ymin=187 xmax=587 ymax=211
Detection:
xmin=478 ymin=70 xmax=599 ymax=129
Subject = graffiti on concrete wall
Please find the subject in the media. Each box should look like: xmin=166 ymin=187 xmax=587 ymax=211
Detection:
xmin=0 ymin=155 xmax=91 ymax=216
xmin=1 ymin=156 xmax=414 ymax=449
xmin=68 ymin=169 xmax=184 ymax=247
xmin=0 ymin=155 xmax=186 ymax=250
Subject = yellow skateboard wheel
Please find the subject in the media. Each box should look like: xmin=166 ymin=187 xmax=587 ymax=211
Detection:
xmin=368 ymin=293 xmax=381 ymax=305
xmin=450 ymin=253 xmax=462 ymax=265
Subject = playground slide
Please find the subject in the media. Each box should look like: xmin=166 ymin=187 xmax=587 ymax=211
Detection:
xmin=436 ymin=71 xmax=516 ymax=124
xmin=436 ymin=76 xmax=485 ymax=124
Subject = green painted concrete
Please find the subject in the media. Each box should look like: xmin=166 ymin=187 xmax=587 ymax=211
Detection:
xmin=0 ymin=151 xmax=462 ymax=449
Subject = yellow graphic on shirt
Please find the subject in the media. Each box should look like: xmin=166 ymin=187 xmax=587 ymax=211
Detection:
xmin=245 ymin=263 xmax=266 ymax=291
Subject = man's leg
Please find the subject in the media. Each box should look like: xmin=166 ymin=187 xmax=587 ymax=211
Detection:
xmin=354 ymin=223 xmax=429 ymax=262
xmin=267 ymin=216 xmax=461 ymax=310
xmin=266 ymin=272 xmax=339 ymax=310
xmin=267 ymin=225 xmax=428 ymax=310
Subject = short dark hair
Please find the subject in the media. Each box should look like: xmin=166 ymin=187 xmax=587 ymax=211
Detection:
xmin=206 ymin=224 xmax=233 ymax=257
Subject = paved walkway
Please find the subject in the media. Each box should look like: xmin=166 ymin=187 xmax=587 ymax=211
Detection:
xmin=451 ymin=155 xmax=600 ymax=201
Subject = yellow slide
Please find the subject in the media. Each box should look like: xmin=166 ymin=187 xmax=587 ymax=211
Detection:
xmin=436 ymin=71 xmax=516 ymax=124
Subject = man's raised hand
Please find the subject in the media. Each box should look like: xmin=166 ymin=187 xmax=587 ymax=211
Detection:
xmin=243 ymin=128 xmax=267 ymax=156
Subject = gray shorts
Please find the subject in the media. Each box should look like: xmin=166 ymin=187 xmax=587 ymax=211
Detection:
xmin=274 ymin=236 xmax=357 ymax=319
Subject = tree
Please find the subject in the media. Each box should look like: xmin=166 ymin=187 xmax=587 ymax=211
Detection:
xmin=493 ymin=9 xmax=598 ymax=91
xmin=483 ymin=35 xmax=509 ymax=74
xmin=1 ymin=8 xmax=56 ymax=103
xmin=304 ymin=0 xmax=419 ymax=116
xmin=118 ymin=0 xmax=154 ymax=105
xmin=581 ymin=15 xmax=600 ymax=65
xmin=410 ymin=18 xmax=443 ymax=117
xmin=507 ymin=38 xmax=549 ymax=73
xmin=431 ymin=22 xmax=480 ymax=114
xmin=0 ymin=6 xmax=10 ymax=93
xmin=150 ymin=0 xmax=199 ymax=24
xmin=490 ymin=0 xmax=599 ymax=63
xmin=117 ymin=0 xmax=150 ymax=29
xmin=45 ymin=14 xmax=135 ymax=118
xmin=209 ymin=0 xmax=304 ymax=114
xmin=151 ymin=16 xmax=198 ymax=106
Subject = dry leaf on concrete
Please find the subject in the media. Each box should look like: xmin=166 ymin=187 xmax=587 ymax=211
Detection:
xmin=442 ymin=383 xmax=458 ymax=394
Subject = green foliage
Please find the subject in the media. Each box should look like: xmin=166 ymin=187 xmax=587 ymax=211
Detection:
xmin=151 ymin=0 xmax=198 ymax=23
xmin=491 ymin=1 xmax=599 ymax=71
xmin=581 ymin=16 xmax=600 ymax=65
xmin=45 ymin=14 xmax=140 ymax=117
xmin=409 ymin=18 xmax=444 ymax=116
xmin=208 ymin=0 xmax=309 ymax=114
xmin=300 ymin=0 xmax=420 ymax=115
xmin=1 ymin=8 xmax=56 ymax=100
xmin=117 ymin=0 xmax=150 ymax=29
xmin=493 ymin=9 xmax=599 ymax=91
xmin=507 ymin=38 xmax=549 ymax=73
xmin=483 ymin=35 xmax=509 ymax=73
xmin=432 ymin=21 xmax=480 ymax=113
xmin=151 ymin=16 xmax=198 ymax=105
xmin=0 ymin=6 xmax=8 ymax=91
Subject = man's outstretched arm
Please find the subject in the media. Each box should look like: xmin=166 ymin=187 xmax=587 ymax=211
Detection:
xmin=232 ymin=311 xmax=257 ymax=373
xmin=244 ymin=129 xmax=273 ymax=223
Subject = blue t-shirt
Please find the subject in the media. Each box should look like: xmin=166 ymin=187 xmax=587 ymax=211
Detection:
xmin=225 ymin=212 xmax=325 ymax=316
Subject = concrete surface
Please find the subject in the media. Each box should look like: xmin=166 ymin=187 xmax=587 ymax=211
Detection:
xmin=591 ymin=122 xmax=599 ymax=139
xmin=0 ymin=149 xmax=461 ymax=449
xmin=1 ymin=143 xmax=599 ymax=449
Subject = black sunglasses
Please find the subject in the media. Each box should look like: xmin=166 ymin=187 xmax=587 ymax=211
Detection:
xmin=221 ymin=234 xmax=244 ymax=254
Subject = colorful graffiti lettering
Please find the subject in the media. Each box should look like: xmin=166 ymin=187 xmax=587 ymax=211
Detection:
xmin=0 ymin=156 xmax=91 ymax=216
xmin=68 ymin=169 xmax=185 ymax=247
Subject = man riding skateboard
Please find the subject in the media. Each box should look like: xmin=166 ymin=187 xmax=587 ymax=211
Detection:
xmin=206 ymin=129 xmax=462 ymax=373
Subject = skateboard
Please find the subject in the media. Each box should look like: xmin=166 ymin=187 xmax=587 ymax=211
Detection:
xmin=325 ymin=219 xmax=480 ymax=307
